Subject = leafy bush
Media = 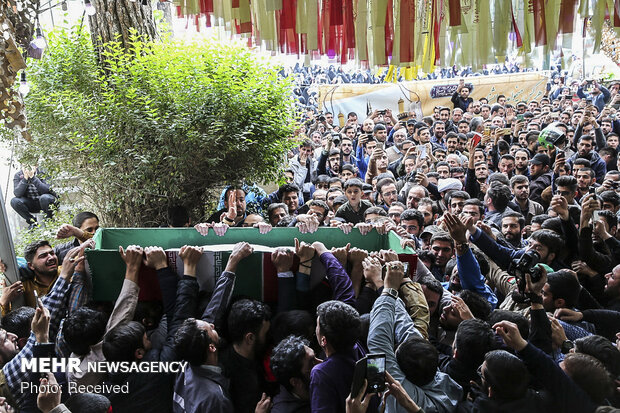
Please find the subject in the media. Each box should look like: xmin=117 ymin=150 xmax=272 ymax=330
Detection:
xmin=13 ymin=206 xmax=82 ymax=256
xmin=6 ymin=27 xmax=295 ymax=227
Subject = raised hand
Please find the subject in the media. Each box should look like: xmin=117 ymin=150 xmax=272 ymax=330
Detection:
xmin=493 ymin=320 xmax=528 ymax=351
xmin=226 ymin=242 xmax=254 ymax=273
xmin=331 ymin=243 xmax=351 ymax=267
xmin=179 ymin=245 xmax=203 ymax=277
xmin=225 ymin=190 xmax=237 ymax=221
xmin=295 ymin=238 xmax=316 ymax=262
xmin=194 ymin=222 xmax=212 ymax=236
xmin=349 ymin=247 xmax=369 ymax=266
xmin=255 ymin=222 xmax=273 ymax=234
xmin=384 ymin=261 xmax=405 ymax=290
xmin=143 ymin=246 xmax=168 ymax=270
xmin=355 ymin=222 xmax=373 ymax=236
xmin=213 ymin=222 xmax=229 ymax=237
xmin=271 ymin=248 xmax=294 ymax=273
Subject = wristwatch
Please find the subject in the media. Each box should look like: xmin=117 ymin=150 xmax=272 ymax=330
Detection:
xmin=382 ymin=288 xmax=399 ymax=299
xmin=561 ymin=339 xmax=575 ymax=354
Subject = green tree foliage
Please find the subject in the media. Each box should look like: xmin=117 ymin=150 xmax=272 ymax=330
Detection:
xmin=8 ymin=27 xmax=295 ymax=227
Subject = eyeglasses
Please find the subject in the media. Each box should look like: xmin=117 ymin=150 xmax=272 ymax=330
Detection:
xmin=477 ymin=365 xmax=485 ymax=381
xmin=382 ymin=190 xmax=398 ymax=198
xmin=388 ymin=212 xmax=401 ymax=218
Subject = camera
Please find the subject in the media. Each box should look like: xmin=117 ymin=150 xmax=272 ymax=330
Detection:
xmin=331 ymin=133 xmax=341 ymax=146
xmin=508 ymin=250 xmax=543 ymax=296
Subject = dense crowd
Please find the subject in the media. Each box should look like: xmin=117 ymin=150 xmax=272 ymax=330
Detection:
xmin=1 ymin=73 xmax=620 ymax=413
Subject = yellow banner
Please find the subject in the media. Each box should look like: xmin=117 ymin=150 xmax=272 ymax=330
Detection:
xmin=318 ymin=73 xmax=548 ymax=118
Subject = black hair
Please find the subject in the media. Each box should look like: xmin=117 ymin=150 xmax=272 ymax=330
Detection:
xmin=488 ymin=310 xmax=529 ymax=339
xmin=316 ymin=300 xmax=360 ymax=353
xmin=270 ymin=310 xmax=314 ymax=345
xmin=458 ymin=290 xmax=492 ymax=321
xmin=174 ymin=318 xmax=213 ymax=366
xmin=530 ymin=229 xmax=564 ymax=257
xmin=24 ymin=240 xmax=52 ymax=263
xmin=376 ymin=178 xmax=397 ymax=196
xmin=555 ymin=175 xmax=578 ymax=192
xmin=400 ymin=209 xmax=424 ymax=227
xmin=267 ymin=203 xmax=289 ymax=219
xmin=600 ymin=190 xmax=620 ymax=208
xmin=64 ymin=308 xmax=108 ymax=356
xmin=483 ymin=350 xmax=530 ymax=400
xmin=270 ymin=335 xmax=310 ymax=392
xmin=531 ymin=214 xmax=550 ymax=226
xmin=418 ymin=275 xmax=443 ymax=296
xmin=575 ymin=335 xmax=620 ymax=377
xmin=454 ymin=319 xmax=495 ymax=368
xmin=227 ymin=299 xmax=271 ymax=344
xmin=65 ymin=393 xmax=111 ymax=413
xmin=1 ymin=307 xmax=35 ymax=339
xmin=344 ymin=178 xmax=364 ymax=190
xmin=501 ymin=211 xmax=525 ymax=229
xmin=487 ymin=182 xmax=512 ymax=211
xmin=395 ymin=337 xmax=438 ymax=386
xmin=278 ymin=183 xmax=300 ymax=199
xmin=364 ymin=206 xmax=388 ymax=219
xmin=166 ymin=206 xmax=189 ymax=227
xmin=510 ymin=174 xmax=529 ymax=187
xmin=102 ymin=321 xmax=146 ymax=362
xmin=447 ymin=190 xmax=470 ymax=205
xmin=540 ymin=217 xmax=562 ymax=234
xmin=133 ymin=301 xmax=164 ymax=331
xmin=487 ymin=173 xmax=510 ymax=187
xmin=563 ymin=353 xmax=614 ymax=404
xmin=430 ymin=231 xmax=454 ymax=248
xmin=72 ymin=211 xmax=99 ymax=229
xmin=598 ymin=210 xmax=618 ymax=231
xmin=546 ymin=269 xmax=581 ymax=308
xmin=463 ymin=198 xmax=484 ymax=216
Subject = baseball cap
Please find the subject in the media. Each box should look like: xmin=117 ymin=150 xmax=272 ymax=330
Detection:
xmin=529 ymin=154 xmax=550 ymax=167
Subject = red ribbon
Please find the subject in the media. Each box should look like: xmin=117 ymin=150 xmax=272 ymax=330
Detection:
xmin=400 ymin=0 xmax=415 ymax=62
xmin=448 ymin=0 xmax=461 ymax=26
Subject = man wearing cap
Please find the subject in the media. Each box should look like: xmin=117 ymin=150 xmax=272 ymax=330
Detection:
xmin=529 ymin=153 xmax=553 ymax=205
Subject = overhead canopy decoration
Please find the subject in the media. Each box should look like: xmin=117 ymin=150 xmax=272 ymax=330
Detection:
xmin=173 ymin=0 xmax=620 ymax=71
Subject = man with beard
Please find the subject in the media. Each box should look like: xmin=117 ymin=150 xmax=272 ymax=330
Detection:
xmin=528 ymin=154 xmax=553 ymax=205
xmin=208 ymin=186 xmax=248 ymax=226
xmin=431 ymin=121 xmax=447 ymax=148
xmin=510 ymin=175 xmax=543 ymax=226
xmin=429 ymin=232 xmax=455 ymax=282
xmin=451 ymin=79 xmax=473 ymax=112
xmin=173 ymin=242 xmax=256 ymax=412
xmin=579 ymin=197 xmax=619 ymax=277
xmin=568 ymin=135 xmax=607 ymax=182
xmin=21 ymin=240 xmax=60 ymax=308
xmin=514 ymin=149 xmax=530 ymax=178
xmin=270 ymin=336 xmax=321 ymax=413
xmin=220 ymin=298 xmax=272 ymax=413
xmin=500 ymin=211 xmax=526 ymax=248
xmin=339 ymin=136 xmax=357 ymax=165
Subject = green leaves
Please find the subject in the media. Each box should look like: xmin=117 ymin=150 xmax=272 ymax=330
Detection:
xmin=3 ymin=26 xmax=295 ymax=227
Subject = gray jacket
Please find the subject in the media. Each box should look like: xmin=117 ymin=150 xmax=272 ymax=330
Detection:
xmin=368 ymin=295 xmax=462 ymax=413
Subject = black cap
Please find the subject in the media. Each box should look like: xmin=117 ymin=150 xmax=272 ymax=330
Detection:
xmin=530 ymin=154 xmax=550 ymax=167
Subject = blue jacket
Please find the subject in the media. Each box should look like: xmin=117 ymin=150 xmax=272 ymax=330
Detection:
xmin=455 ymin=247 xmax=498 ymax=309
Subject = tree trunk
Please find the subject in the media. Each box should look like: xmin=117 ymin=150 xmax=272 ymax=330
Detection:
xmin=87 ymin=0 xmax=157 ymax=59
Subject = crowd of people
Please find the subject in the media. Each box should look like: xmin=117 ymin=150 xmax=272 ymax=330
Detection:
xmin=1 ymin=71 xmax=620 ymax=413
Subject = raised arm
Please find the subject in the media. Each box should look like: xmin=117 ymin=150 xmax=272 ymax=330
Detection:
xmin=312 ymin=241 xmax=355 ymax=306
xmin=202 ymin=242 xmax=253 ymax=329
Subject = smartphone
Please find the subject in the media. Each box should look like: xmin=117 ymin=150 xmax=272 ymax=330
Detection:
xmin=417 ymin=144 xmax=427 ymax=160
xmin=593 ymin=210 xmax=600 ymax=222
xmin=365 ymin=354 xmax=386 ymax=393
xmin=516 ymin=114 xmax=525 ymax=122
xmin=557 ymin=149 xmax=565 ymax=158
xmin=483 ymin=126 xmax=490 ymax=137
xmin=589 ymin=186 xmax=596 ymax=195
xmin=499 ymin=128 xmax=512 ymax=136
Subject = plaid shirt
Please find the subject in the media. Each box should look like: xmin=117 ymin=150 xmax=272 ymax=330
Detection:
xmin=3 ymin=276 xmax=70 ymax=408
